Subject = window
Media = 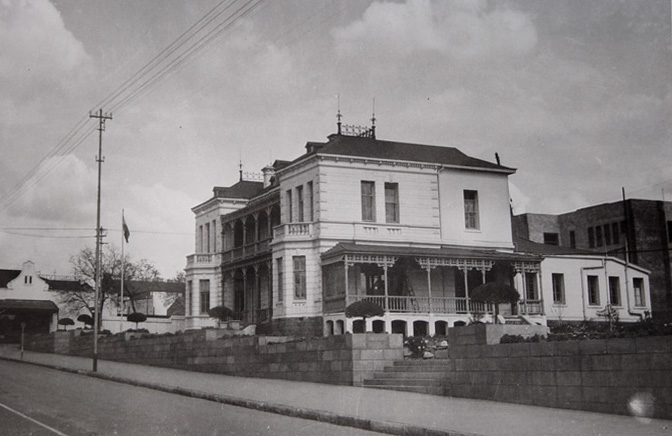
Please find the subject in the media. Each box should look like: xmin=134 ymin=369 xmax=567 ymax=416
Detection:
xmin=588 ymin=227 xmax=595 ymax=248
xmin=543 ymin=233 xmax=559 ymax=246
xmin=361 ymin=181 xmax=375 ymax=222
xmin=293 ymin=256 xmax=306 ymax=299
xmin=633 ymin=278 xmax=645 ymax=307
xmin=608 ymin=276 xmax=621 ymax=306
xmin=296 ymin=186 xmax=304 ymax=222
xmin=385 ymin=183 xmax=399 ymax=223
xmin=199 ymin=279 xmax=210 ymax=314
xmin=595 ymin=226 xmax=603 ymax=247
xmin=604 ymin=224 xmax=611 ymax=245
xmin=569 ymin=231 xmax=576 ymax=248
xmin=307 ymin=181 xmax=314 ymax=221
xmin=199 ymin=225 xmax=204 ymax=252
xmin=212 ymin=220 xmax=217 ymax=252
xmin=612 ymin=223 xmax=620 ymax=244
xmin=277 ymin=258 xmax=284 ymax=302
xmin=552 ymin=273 xmax=565 ymax=304
xmin=463 ymin=190 xmax=479 ymax=229
xmin=525 ymin=272 xmax=538 ymax=300
xmin=286 ymin=190 xmax=293 ymax=222
xmin=587 ymin=275 xmax=600 ymax=305
xmin=186 ymin=280 xmax=192 ymax=315
xmin=24 ymin=275 xmax=32 ymax=285
xmin=205 ymin=222 xmax=211 ymax=252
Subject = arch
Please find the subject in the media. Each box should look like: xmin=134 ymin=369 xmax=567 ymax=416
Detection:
xmin=326 ymin=320 xmax=334 ymax=336
xmin=258 ymin=210 xmax=270 ymax=241
xmin=413 ymin=320 xmax=428 ymax=337
xmin=352 ymin=320 xmax=365 ymax=334
xmin=245 ymin=216 xmax=256 ymax=244
xmin=391 ymin=320 xmax=407 ymax=336
xmin=233 ymin=220 xmax=244 ymax=248
xmin=335 ymin=320 xmax=344 ymax=335
xmin=453 ymin=320 xmax=467 ymax=327
xmin=372 ymin=320 xmax=385 ymax=333
xmin=434 ymin=320 xmax=448 ymax=336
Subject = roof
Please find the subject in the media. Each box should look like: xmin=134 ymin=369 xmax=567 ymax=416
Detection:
xmin=0 ymin=299 xmax=59 ymax=312
xmin=0 ymin=269 xmax=21 ymax=288
xmin=111 ymin=280 xmax=185 ymax=298
xmin=322 ymin=243 xmax=539 ymax=262
xmin=213 ymin=180 xmax=264 ymax=200
xmin=301 ymin=134 xmax=514 ymax=173
xmin=42 ymin=278 xmax=93 ymax=293
xmin=513 ymin=237 xmax=597 ymax=256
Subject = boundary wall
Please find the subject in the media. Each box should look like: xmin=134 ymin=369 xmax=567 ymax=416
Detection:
xmin=25 ymin=330 xmax=402 ymax=386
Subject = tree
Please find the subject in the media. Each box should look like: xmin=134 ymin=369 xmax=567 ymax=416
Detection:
xmin=77 ymin=314 xmax=94 ymax=328
xmin=57 ymin=318 xmax=75 ymax=331
xmin=127 ymin=312 xmax=147 ymax=329
xmin=58 ymin=245 xmax=162 ymax=328
xmin=345 ymin=300 xmax=384 ymax=332
xmin=470 ymin=282 xmax=520 ymax=323
xmin=208 ymin=305 xmax=234 ymax=327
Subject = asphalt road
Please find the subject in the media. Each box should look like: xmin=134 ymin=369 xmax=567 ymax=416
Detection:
xmin=0 ymin=360 xmax=385 ymax=436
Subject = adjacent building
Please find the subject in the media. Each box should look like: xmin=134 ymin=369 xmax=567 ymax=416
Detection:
xmin=185 ymin=127 xmax=652 ymax=336
xmin=514 ymin=199 xmax=671 ymax=321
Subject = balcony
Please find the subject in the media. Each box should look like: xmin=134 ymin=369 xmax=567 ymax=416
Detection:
xmin=186 ymin=253 xmax=221 ymax=269
xmin=273 ymin=222 xmax=314 ymax=240
xmin=222 ymin=238 xmax=272 ymax=263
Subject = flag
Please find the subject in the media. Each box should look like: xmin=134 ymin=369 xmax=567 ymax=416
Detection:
xmin=122 ymin=216 xmax=130 ymax=243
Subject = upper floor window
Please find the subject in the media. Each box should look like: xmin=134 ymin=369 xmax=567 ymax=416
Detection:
xmin=595 ymin=225 xmax=603 ymax=247
xmin=307 ymin=181 xmax=314 ymax=221
xmin=277 ymin=258 xmax=284 ymax=302
xmin=588 ymin=227 xmax=595 ymax=248
xmin=361 ymin=181 xmax=376 ymax=222
xmin=296 ymin=186 xmax=304 ymax=222
xmin=463 ymin=190 xmax=479 ymax=230
xmin=543 ymin=233 xmax=559 ymax=246
xmin=552 ymin=273 xmax=565 ymax=304
xmin=587 ymin=275 xmax=600 ymax=305
xmin=24 ymin=275 xmax=32 ymax=285
xmin=612 ymin=223 xmax=620 ymax=244
xmin=293 ymin=256 xmax=306 ymax=300
xmin=569 ymin=231 xmax=576 ymax=248
xmin=286 ymin=190 xmax=293 ymax=222
xmin=205 ymin=222 xmax=211 ymax=253
xmin=385 ymin=183 xmax=399 ymax=223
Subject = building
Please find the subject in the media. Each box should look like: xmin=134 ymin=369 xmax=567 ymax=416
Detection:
xmin=0 ymin=261 xmax=92 ymax=342
xmin=513 ymin=199 xmax=671 ymax=321
xmin=185 ymin=127 xmax=653 ymax=336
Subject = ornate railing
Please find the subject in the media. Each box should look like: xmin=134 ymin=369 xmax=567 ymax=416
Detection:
xmin=346 ymin=295 xmax=493 ymax=314
xmin=273 ymin=223 xmax=313 ymax=239
xmin=519 ymin=300 xmax=543 ymax=315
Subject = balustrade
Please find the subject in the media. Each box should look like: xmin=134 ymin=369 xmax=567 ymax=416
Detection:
xmin=345 ymin=295 xmax=494 ymax=315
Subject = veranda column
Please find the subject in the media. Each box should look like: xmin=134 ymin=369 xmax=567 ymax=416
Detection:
xmin=463 ymin=266 xmax=470 ymax=316
xmin=425 ymin=263 xmax=435 ymax=336
xmin=383 ymin=264 xmax=389 ymax=311
xmin=241 ymin=217 xmax=247 ymax=257
xmin=537 ymin=264 xmax=545 ymax=315
xmin=522 ymin=269 xmax=528 ymax=315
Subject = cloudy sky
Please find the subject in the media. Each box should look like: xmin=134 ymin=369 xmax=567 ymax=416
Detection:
xmin=1 ymin=0 xmax=670 ymax=278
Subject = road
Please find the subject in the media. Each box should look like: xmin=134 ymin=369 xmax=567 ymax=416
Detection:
xmin=0 ymin=360 xmax=384 ymax=436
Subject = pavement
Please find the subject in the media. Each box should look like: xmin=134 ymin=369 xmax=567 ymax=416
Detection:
xmin=0 ymin=344 xmax=670 ymax=436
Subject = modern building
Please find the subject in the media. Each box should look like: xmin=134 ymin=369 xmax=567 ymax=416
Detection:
xmin=185 ymin=125 xmax=651 ymax=336
xmin=514 ymin=199 xmax=671 ymax=321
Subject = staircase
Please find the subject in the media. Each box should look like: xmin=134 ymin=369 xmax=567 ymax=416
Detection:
xmin=362 ymin=358 xmax=452 ymax=396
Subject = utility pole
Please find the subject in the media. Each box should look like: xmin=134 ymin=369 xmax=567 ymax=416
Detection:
xmin=90 ymin=108 xmax=112 ymax=372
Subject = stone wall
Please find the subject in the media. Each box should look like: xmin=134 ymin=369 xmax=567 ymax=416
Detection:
xmin=26 ymin=330 xmax=403 ymax=386
xmin=449 ymin=335 xmax=672 ymax=420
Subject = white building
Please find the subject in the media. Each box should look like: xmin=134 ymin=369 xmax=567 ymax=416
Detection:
xmin=185 ymin=127 xmax=652 ymax=336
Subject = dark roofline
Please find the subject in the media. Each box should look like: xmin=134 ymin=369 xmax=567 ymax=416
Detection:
xmin=0 ymin=269 xmax=21 ymax=288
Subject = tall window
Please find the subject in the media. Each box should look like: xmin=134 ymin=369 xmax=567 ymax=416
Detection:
xmin=199 ymin=225 xmax=204 ymax=251
xmin=595 ymin=226 xmax=603 ymax=247
xmin=277 ymin=258 xmax=284 ymax=302
xmin=186 ymin=280 xmax=192 ymax=315
xmin=604 ymin=224 xmax=612 ymax=245
xmin=293 ymin=256 xmax=306 ymax=299
xmin=463 ymin=190 xmax=479 ymax=229
xmin=385 ymin=183 xmax=399 ymax=223
xmin=307 ymin=181 xmax=314 ymax=221
xmin=569 ymin=231 xmax=576 ymax=248
xmin=525 ymin=272 xmax=538 ymax=300
xmin=212 ymin=220 xmax=217 ymax=252
xmin=608 ymin=276 xmax=621 ymax=306
xmin=199 ymin=279 xmax=210 ymax=314
xmin=296 ymin=185 xmax=304 ymax=222
xmin=552 ymin=273 xmax=565 ymax=304
xmin=587 ymin=275 xmax=600 ymax=305
xmin=612 ymin=223 xmax=620 ymax=244
xmin=633 ymin=278 xmax=645 ymax=307
xmin=205 ymin=222 xmax=211 ymax=252
xmin=361 ymin=181 xmax=375 ymax=222
xmin=286 ymin=190 xmax=293 ymax=222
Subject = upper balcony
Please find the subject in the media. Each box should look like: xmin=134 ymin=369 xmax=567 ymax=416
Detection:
xmin=186 ymin=253 xmax=222 ymax=269
xmin=273 ymin=222 xmax=314 ymax=241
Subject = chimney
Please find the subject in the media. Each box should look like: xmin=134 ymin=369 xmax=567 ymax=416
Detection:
xmin=262 ymin=165 xmax=275 ymax=188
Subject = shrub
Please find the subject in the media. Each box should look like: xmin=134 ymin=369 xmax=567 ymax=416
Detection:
xmin=470 ymin=282 xmax=520 ymax=323
xmin=77 ymin=314 xmax=94 ymax=327
xmin=500 ymin=334 xmax=543 ymax=344
xmin=127 ymin=312 xmax=147 ymax=329
xmin=57 ymin=318 xmax=75 ymax=330
xmin=405 ymin=336 xmax=428 ymax=358
xmin=345 ymin=300 xmax=384 ymax=322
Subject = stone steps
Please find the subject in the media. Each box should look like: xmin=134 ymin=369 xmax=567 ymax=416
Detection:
xmin=362 ymin=358 xmax=452 ymax=396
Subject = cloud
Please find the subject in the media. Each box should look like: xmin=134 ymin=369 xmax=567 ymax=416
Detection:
xmin=332 ymin=0 xmax=537 ymax=61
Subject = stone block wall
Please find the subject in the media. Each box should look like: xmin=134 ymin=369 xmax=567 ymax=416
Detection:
xmin=26 ymin=331 xmax=402 ymax=387
xmin=450 ymin=336 xmax=672 ymax=420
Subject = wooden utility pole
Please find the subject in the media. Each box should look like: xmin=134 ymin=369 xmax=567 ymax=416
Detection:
xmin=90 ymin=108 xmax=112 ymax=372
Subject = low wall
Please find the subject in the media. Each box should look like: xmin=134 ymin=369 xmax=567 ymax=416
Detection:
xmin=449 ymin=333 xmax=672 ymax=420
xmin=26 ymin=331 xmax=403 ymax=386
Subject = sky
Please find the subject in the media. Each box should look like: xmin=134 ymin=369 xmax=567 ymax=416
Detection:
xmin=0 ymin=0 xmax=670 ymax=278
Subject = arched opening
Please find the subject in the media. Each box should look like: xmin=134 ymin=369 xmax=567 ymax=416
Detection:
xmin=434 ymin=320 xmax=448 ymax=337
xmin=352 ymin=320 xmax=365 ymax=333
xmin=258 ymin=211 xmax=270 ymax=241
xmin=245 ymin=217 xmax=256 ymax=244
xmin=335 ymin=320 xmax=344 ymax=335
xmin=453 ymin=320 xmax=467 ymax=327
xmin=233 ymin=221 xmax=244 ymax=248
xmin=326 ymin=320 xmax=334 ymax=336
xmin=413 ymin=320 xmax=428 ymax=337
xmin=391 ymin=320 xmax=407 ymax=336
xmin=372 ymin=320 xmax=385 ymax=333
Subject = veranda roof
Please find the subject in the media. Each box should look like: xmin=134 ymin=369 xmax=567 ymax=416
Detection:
xmin=0 ymin=299 xmax=59 ymax=312
xmin=321 ymin=243 xmax=541 ymax=264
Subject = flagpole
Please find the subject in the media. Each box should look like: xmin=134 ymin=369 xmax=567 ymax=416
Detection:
xmin=120 ymin=209 xmax=125 ymax=333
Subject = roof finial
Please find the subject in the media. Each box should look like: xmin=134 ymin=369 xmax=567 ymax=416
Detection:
xmin=239 ymin=159 xmax=243 ymax=182
xmin=337 ymin=93 xmax=342 ymax=135
xmin=371 ymin=97 xmax=376 ymax=139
